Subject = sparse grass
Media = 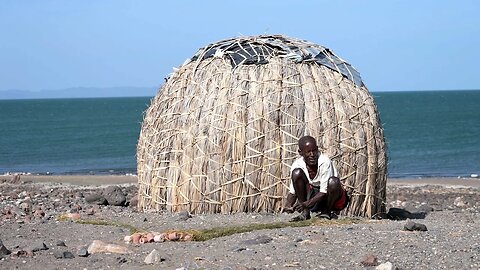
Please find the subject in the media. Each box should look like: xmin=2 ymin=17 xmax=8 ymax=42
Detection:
xmin=183 ymin=217 xmax=362 ymax=241
xmin=58 ymin=215 xmax=364 ymax=241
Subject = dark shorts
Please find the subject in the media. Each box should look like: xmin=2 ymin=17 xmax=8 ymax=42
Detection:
xmin=308 ymin=185 xmax=348 ymax=212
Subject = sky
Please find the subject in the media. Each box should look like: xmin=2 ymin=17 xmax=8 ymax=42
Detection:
xmin=1 ymin=0 xmax=479 ymax=96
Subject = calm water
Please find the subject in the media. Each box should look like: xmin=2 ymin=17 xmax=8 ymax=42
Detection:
xmin=1 ymin=90 xmax=479 ymax=177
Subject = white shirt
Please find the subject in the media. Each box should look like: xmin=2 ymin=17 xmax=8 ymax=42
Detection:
xmin=289 ymin=154 xmax=338 ymax=194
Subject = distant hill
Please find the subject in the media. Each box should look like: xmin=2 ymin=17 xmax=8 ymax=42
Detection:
xmin=0 ymin=87 xmax=158 ymax=100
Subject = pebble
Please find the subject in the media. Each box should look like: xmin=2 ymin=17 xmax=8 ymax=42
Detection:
xmin=30 ymin=241 xmax=49 ymax=252
xmin=102 ymin=186 xmax=127 ymax=206
xmin=53 ymin=251 xmax=75 ymax=259
xmin=404 ymin=220 xmax=428 ymax=231
xmin=241 ymin=235 xmax=273 ymax=245
xmin=0 ymin=239 xmax=12 ymax=258
xmin=144 ymin=249 xmax=162 ymax=264
xmin=128 ymin=195 xmax=138 ymax=208
xmin=56 ymin=240 xmax=67 ymax=247
xmin=361 ymin=254 xmax=378 ymax=266
xmin=84 ymin=194 xmax=108 ymax=205
xmin=87 ymin=240 xmax=131 ymax=254
xmin=77 ymin=247 xmax=89 ymax=257
xmin=376 ymin=262 xmax=397 ymax=270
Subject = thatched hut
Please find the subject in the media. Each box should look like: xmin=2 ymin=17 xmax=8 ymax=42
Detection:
xmin=137 ymin=35 xmax=387 ymax=217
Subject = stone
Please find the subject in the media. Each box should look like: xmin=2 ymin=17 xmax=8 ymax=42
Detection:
xmin=0 ymin=239 xmax=12 ymax=258
xmin=167 ymin=232 xmax=180 ymax=241
xmin=387 ymin=207 xmax=411 ymax=220
xmin=56 ymin=240 xmax=66 ymax=247
xmin=53 ymin=251 xmax=75 ymax=259
xmin=131 ymin=233 xmax=142 ymax=244
xmin=102 ymin=186 xmax=126 ymax=206
xmin=145 ymin=233 xmax=155 ymax=243
xmin=144 ymin=249 xmax=163 ymax=264
xmin=61 ymin=213 xmax=81 ymax=219
xmin=13 ymin=250 xmax=33 ymax=257
xmin=128 ymin=195 xmax=138 ymax=208
xmin=176 ymin=210 xmax=192 ymax=221
xmin=85 ymin=193 xmax=108 ymax=205
xmin=361 ymin=254 xmax=379 ymax=266
xmin=117 ymin=257 xmax=128 ymax=264
xmin=77 ymin=247 xmax=89 ymax=257
xmin=30 ymin=241 xmax=48 ymax=252
xmin=404 ymin=220 xmax=428 ymax=231
xmin=376 ymin=261 xmax=397 ymax=270
xmin=454 ymin=196 xmax=467 ymax=208
xmin=153 ymin=234 xmax=165 ymax=242
xmin=87 ymin=240 xmax=131 ymax=254
xmin=33 ymin=209 xmax=46 ymax=218
xmin=85 ymin=208 xmax=95 ymax=215
xmin=241 ymin=235 xmax=273 ymax=245
xmin=19 ymin=202 xmax=32 ymax=213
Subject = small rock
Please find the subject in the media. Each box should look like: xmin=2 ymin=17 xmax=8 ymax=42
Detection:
xmin=102 ymin=186 xmax=126 ymax=206
xmin=33 ymin=209 xmax=46 ymax=218
xmin=241 ymin=235 xmax=273 ymax=245
xmin=404 ymin=220 xmax=428 ymax=231
xmin=131 ymin=233 xmax=142 ymax=244
xmin=19 ymin=202 xmax=32 ymax=213
xmin=0 ymin=239 xmax=12 ymax=258
xmin=61 ymin=213 xmax=81 ymax=219
xmin=56 ymin=240 xmax=66 ymax=247
xmin=454 ymin=197 xmax=467 ymax=208
xmin=77 ymin=247 xmax=89 ymax=257
xmin=85 ymin=193 xmax=108 ymax=205
xmin=387 ymin=207 xmax=411 ymax=220
xmin=117 ymin=257 xmax=128 ymax=264
xmin=176 ymin=211 xmax=192 ymax=221
xmin=153 ymin=234 xmax=165 ymax=242
xmin=13 ymin=250 xmax=33 ymax=257
xmin=361 ymin=254 xmax=378 ymax=266
xmin=167 ymin=232 xmax=179 ymax=241
xmin=129 ymin=195 xmax=138 ymax=208
xmin=232 ymin=247 xmax=247 ymax=252
xmin=30 ymin=242 xmax=48 ymax=252
xmin=376 ymin=261 xmax=397 ymax=270
xmin=145 ymin=233 xmax=155 ymax=243
xmin=124 ymin=235 xmax=132 ymax=243
xmin=53 ymin=251 xmax=75 ymax=259
xmin=85 ymin=208 xmax=95 ymax=215
xmin=144 ymin=249 xmax=163 ymax=264
xmin=87 ymin=240 xmax=131 ymax=254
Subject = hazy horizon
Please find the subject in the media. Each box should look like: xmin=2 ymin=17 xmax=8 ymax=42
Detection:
xmin=2 ymin=86 xmax=480 ymax=100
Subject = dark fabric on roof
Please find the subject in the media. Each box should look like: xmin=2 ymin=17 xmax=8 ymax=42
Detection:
xmin=189 ymin=35 xmax=364 ymax=87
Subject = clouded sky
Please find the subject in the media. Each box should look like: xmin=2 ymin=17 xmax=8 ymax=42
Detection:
xmin=1 ymin=0 xmax=479 ymax=94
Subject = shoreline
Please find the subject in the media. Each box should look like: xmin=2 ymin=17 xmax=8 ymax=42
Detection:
xmin=2 ymin=174 xmax=479 ymax=188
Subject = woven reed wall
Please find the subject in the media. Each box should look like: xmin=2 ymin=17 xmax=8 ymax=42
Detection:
xmin=137 ymin=36 xmax=387 ymax=217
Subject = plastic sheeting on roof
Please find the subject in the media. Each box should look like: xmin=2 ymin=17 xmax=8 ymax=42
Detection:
xmin=187 ymin=35 xmax=364 ymax=87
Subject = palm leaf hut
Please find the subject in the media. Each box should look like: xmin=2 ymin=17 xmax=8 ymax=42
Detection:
xmin=137 ymin=35 xmax=387 ymax=217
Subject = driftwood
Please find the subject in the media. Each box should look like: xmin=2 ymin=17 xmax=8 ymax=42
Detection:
xmin=137 ymin=35 xmax=387 ymax=217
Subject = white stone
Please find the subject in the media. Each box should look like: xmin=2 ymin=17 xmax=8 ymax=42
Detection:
xmin=144 ymin=249 xmax=161 ymax=264
xmin=375 ymin=261 xmax=396 ymax=270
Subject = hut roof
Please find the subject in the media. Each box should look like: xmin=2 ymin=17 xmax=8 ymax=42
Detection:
xmin=182 ymin=35 xmax=364 ymax=86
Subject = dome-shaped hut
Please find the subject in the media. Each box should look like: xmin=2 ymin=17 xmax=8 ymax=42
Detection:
xmin=137 ymin=35 xmax=387 ymax=217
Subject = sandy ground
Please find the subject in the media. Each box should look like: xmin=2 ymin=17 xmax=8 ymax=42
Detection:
xmin=0 ymin=174 xmax=479 ymax=270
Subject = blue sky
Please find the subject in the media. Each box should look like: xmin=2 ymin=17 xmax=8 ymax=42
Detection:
xmin=1 ymin=0 xmax=479 ymax=94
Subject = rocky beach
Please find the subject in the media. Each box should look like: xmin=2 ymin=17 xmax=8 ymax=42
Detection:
xmin=0 ymin=174 xmax=479 ymax=270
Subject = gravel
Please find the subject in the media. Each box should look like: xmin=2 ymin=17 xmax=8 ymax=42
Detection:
xmin=0 ymin=177 xmax=478 ymax=269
